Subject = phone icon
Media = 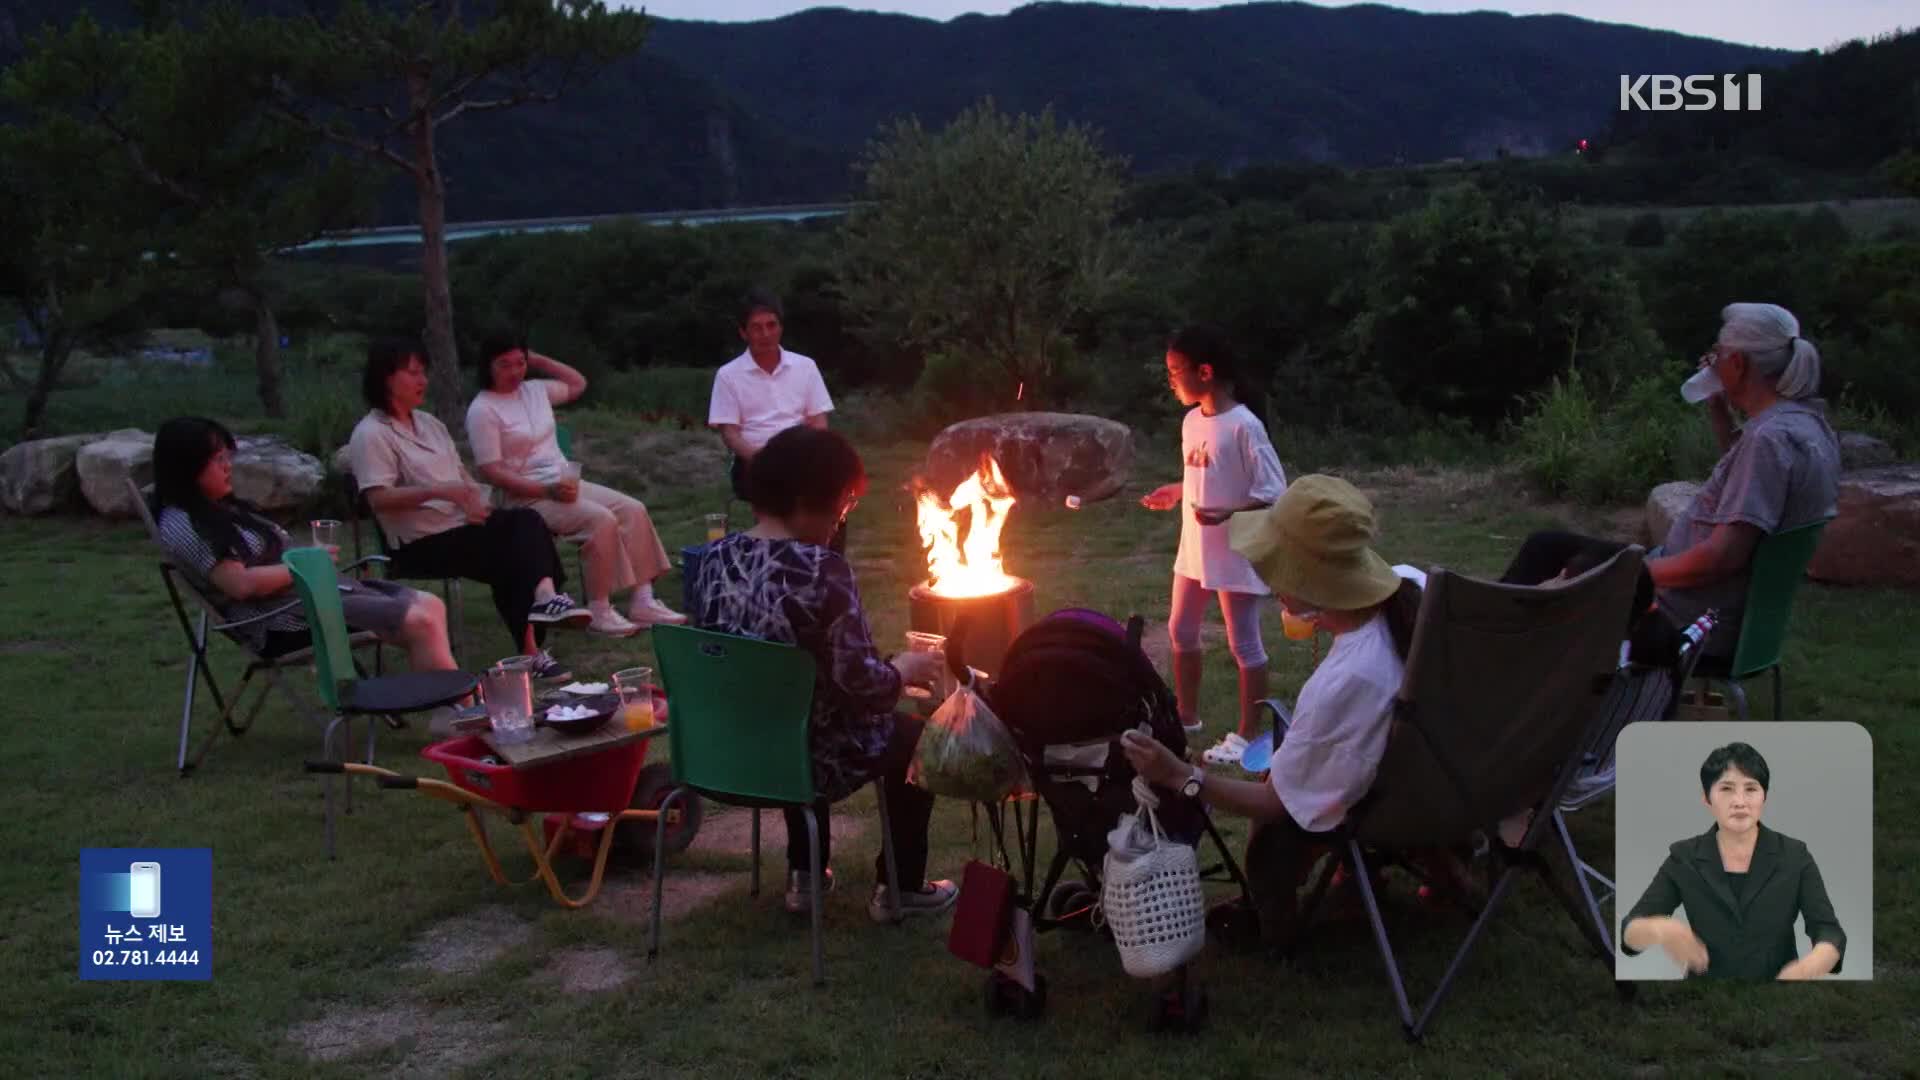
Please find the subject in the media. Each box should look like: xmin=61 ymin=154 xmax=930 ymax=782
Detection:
xmin=129 ymin=862 xmax=161 ymax=919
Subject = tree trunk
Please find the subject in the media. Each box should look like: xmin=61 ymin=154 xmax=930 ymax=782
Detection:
xmin=252 ymin=289 xmax=286 ymax=419
xmin=409 ymin=68 xmax=462 ymax=422
xmin=22 ymin=332 xmax=68 ymax=439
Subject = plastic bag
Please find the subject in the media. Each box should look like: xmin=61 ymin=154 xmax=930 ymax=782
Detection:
xmin=908 ymin=680 xmax=1028 ymax=803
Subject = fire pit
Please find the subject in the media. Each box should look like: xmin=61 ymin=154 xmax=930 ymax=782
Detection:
xmin=910 ymin=455 xmax=1036 ymax=677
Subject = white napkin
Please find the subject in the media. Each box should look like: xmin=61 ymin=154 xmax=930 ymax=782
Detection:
xmin=546 ymin=703 xmax=599 ymax=722
xmin=558 ymin=681 xmax=608 ymax=695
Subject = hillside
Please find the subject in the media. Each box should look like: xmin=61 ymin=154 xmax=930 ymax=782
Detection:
xmin=0 ymin=1 xmax=1803 ymax=220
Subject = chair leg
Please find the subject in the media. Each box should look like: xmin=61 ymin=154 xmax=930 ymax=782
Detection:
xmin=320 ymin=713 xmax=346 ymax=860
xmin=177 ymin=621 xmax=203 ymax=775
xmin=649 ymin=787 xmax=689 ymax=962
xmin=1410 ymin=860 xmax=1522 ymax=1041
xmin=1553 ymin=810 xmax=1614 ymax=954
xmin=750 ymin=808 xmax=762 ymax=898
xmin=1347 ymin=840 xmax=1416 ymax=1035
xmin=447 ymin=579 xmax=465 ymax=668
xmin=1771 ymin=665 xmax=1783 ymax=723
xmin=804 ymin=806 xmax=825 ymax=986
xmin=873 ymin=781 xmax=903 ymax=923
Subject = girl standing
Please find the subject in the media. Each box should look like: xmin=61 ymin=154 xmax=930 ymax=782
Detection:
xmin=1140 ymin=325 xmax=1288 ymax=766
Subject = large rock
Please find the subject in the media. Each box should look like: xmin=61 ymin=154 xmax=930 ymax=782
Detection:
xmin=77 ymin=430 xmax=157 ymax=518
xmin=0 ymin=431 xmax=127 ymax=514
xmin=1807 ymin=464 xmax=1920 ymax=588
xmin=923 ymin=412 xmax=1134 ymax=505
xmin=1838 ymin=431 xmax=1896 ymax=471
xmin=1644 ymin=481 xmax=1701 ymax=546
xmin=232 ymin=436 xmax=325 ymax=511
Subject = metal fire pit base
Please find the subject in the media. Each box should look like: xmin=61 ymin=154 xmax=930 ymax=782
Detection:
xmin=907 ymin=578 xmax=1036 ymax=680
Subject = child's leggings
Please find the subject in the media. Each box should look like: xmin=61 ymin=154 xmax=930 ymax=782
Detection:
xmin=1167 ymin=573 xmax=1268 ymax=668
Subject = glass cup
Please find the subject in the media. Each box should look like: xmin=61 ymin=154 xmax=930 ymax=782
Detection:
xmin=309 ymin=518 xmax=341 ymax=551
xmin=483 ymin=655 xmax=536 ymax=744
xmin=704 ymin=512 xmax=728 ymax=544
xmin=904 ymin=631 xmax=953 ymax=700
xmin=1281 ymin=609 xmax=1317 ymax=642
xmin=613 ymin=666 xmax=656 ymax=732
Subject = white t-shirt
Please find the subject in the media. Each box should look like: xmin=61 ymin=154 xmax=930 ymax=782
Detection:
xmin=466 ymin=381 xmax=568 ymax=485
xmin=707 ymin=349 xmax=835 ymax=454
xmin=1172 ymin=404 xmax=1287 ymax=593
xmin=1268 ymin=566 xmax=1422 ymax=833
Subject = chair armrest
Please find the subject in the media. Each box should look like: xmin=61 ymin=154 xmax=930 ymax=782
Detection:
xmin=344 ymin=554 xmax=391 ymax=578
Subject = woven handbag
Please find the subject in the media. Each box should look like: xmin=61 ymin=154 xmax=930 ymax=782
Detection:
xmin=1100 ymin=803 xmax=1206 ymax=979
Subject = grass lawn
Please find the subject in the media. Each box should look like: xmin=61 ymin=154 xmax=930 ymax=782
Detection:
xmin=5 ymin=412 xmax=1914 ymax=1078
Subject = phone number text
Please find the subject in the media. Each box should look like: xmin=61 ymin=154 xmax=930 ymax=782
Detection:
xmin=89 ymin=949 xmax=200 ymax=966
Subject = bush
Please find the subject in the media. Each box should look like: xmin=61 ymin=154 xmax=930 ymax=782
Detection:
xmin=1512 ymin=368 xmax=1717 ymax=505
xmin=1623 ymin=211 xmax=1668 ymax=248
xmin=586 ymin=366 xmax=714 ymax=428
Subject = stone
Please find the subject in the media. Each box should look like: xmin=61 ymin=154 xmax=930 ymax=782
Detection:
xmin=924 ymin=412 xmax=1134 ymax=506
xmin=0 ymin=431 xmax=123 ymax=514
xmin=232 ymin=436 xmax=325 ymax=511
xmin=1837 ymin=431 xmax=1896 ymax=471
xmin=1807 ymin=464 xmax=1920 ymax=588
xmin=76 ymin=430 xmax=157 ymax=518
xmin=1644 ymin=481 xmax=1701 ymax=546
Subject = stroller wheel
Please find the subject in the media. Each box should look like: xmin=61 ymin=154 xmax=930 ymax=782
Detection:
xmin=1044 ymin=882 xmax=1097 ymax=927
xmin=1148 ymin=980 xmax=1209 ymax=1034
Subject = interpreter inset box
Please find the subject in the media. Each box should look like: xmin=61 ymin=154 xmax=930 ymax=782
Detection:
xmin=1613 ymin=722 xmax=1871 ymax=982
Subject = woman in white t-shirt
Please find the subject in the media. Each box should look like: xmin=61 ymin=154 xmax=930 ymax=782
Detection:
xmin=1139 ymin=325 xmax=1288 ymax=767
xmin=465 ymin=334 xmax=686 ymax=636
xmin=1122 ymin=475 xmax=1425 ymax=949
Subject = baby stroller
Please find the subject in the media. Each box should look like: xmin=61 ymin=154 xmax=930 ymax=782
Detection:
xmin=949 ymin=607 xmax=1252 ymax=1032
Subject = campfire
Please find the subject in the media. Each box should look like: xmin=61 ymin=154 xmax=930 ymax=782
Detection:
xmin=916 ymin=455 xmax=1019 ymax=599
xmin=910 ymin=454 xmax=1036 ymax=677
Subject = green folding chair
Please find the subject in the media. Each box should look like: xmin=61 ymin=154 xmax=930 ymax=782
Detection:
xmin=647 ymin=625 xmax=902 ymax=986
xmin=1688 ymin=518 xmax=1831 ymax=723
xmin=282 ymin=547 xmax=479 ymax=858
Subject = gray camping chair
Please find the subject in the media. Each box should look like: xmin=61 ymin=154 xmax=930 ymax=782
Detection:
xmin=1551 ymin=609 xmax=1719 ymax=952
xmin=128 ymin=477 xmax=385 ymax=775
xmin=1287 ymin=549 xmax=1645 ymax=1041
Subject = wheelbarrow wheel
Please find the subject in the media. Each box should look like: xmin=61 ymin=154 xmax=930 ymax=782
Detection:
xmin=614 ymin=763 xmax=703 ymax=860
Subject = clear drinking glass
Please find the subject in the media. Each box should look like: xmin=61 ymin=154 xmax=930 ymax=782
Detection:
xmin=613 ymin=666 xmax=656 ymax=732
xmin=309 ymin=518 xmax=341 ymax=550
xmin=484 ymin=655 xmax=536 ymax=744
xmin=904 ymin=631 xmax=953 ymax=700
xmin=704 ymin=512 xmax=728 ymax=544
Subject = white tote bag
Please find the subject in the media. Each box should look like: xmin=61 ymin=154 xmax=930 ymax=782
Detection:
xmin=1100 ymin=801 xmax=1207 ymax=979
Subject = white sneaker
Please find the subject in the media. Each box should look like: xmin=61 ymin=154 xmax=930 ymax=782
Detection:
xmin=588 ymin=608 xmax=639 ymax=637
xmin=868 ymin=879 xmax=958 ymax=923
xmin=1181 ymin=717 xmax=1204 ymax=734
xmin=1201 ymin=732 xmax=1250 ymax=766
xmin=627 ymin=598 xmax=689 ymax=628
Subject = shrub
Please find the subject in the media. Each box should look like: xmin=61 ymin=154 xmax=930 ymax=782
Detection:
xmin=1513 ymin=367 xmax=1717 ymax=505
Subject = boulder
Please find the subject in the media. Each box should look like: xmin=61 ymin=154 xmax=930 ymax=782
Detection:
xmin=1837 ymin=431 xmax=1896 ymax=471
xmin=76 ymin=430 xmax=157 ymax=518
xmin=1807 ymin=464 xmax=1920 ymax=588
xmin=1644 ymin=481 xmax=1701 ymax=546
xmin=0 ymin=431 xmax=127 ymax=514
xmin=923 ymin=412 xmax=1134 ymax=506
xmin=232 ymin=436 xmax=325 ymax=511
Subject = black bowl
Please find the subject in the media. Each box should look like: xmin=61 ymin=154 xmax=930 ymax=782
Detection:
xmin=537 ymin=693 xmax=617 ymax=736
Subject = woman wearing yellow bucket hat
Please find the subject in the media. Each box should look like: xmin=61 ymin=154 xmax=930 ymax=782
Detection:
xmin=1121 ymin=474 xmax=1423 ymax=945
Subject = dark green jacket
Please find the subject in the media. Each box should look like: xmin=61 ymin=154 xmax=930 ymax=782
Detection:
xmin=1621 ymin=823 xmax=1846 ymax=979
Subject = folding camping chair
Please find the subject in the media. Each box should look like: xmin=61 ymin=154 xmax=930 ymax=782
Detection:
xmin=128 ymin=477 xmax=387 ymax=776
xmin=282 ymin=547 xmax=478 ymax=859
xmin=646 ymin=625 xmax=903 ymax=986
xmin=1683 ymin=518 xmax=1830 ymax=723
xmin=1286 ymin=549 xmax=1644 ymax=1041
xmin=1551 ymin=609 xmax=1718 ymax=954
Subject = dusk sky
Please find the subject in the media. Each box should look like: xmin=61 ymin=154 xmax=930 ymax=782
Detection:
xmin=622 ymin=2 xmax=1910 ymax=52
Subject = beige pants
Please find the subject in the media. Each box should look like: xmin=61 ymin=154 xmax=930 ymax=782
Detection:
xmin=512 ymin=480 xmax=670 ymax=594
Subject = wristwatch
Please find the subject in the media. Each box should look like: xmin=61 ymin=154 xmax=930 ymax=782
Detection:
xmin=1180 ymin=765 xmax=1204 ymax=799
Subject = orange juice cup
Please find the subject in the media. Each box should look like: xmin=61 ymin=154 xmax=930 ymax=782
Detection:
xmin=613 ymin=666 xmax=656 ymax=731
xmin=1281 ymin=609 xmax=1316 ymax=641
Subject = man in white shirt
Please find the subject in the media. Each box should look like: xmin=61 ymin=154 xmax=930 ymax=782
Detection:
xmin=708 ymin=289 xmax=844 ymax=551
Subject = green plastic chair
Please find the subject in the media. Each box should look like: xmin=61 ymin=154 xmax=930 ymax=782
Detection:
xmin=1690 ymin=518 xmax=1831 ymax=723
xmin=555 ymin=422 xmax=574 ymax=461
xmin=647 ymin=625 xmax=902 ymax=985
xmin=283 ymin=548 xmax=479 ymax=858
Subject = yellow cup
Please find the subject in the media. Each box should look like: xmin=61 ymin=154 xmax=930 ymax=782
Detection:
xmin=1281 ymin=609 xmax=1316 ymax=642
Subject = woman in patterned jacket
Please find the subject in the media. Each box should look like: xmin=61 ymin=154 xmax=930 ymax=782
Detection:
xmin=691 ymin=425 xmax=958 ymax=922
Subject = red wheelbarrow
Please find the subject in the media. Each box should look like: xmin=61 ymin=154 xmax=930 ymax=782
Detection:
xmin=305 ymin=697 xmax=701 ymax=908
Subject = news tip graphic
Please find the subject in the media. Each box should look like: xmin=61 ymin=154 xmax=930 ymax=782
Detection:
xmin=80 ymin=848 xmax=211 ymax=981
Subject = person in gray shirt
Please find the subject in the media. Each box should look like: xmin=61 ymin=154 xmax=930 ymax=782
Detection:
xmin=1499 ymin=303 xmax=1840 ymax=661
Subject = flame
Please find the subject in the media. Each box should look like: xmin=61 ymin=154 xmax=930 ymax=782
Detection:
xmin=917 ymin=455 xmax=1018 ymax=598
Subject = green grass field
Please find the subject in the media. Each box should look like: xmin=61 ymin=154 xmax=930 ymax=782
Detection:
xmin=4 ymin=388 xmax=1914 ymax=1077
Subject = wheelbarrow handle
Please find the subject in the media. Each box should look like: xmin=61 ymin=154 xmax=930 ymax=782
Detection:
xmin=304 ymin=760 xmax=345 ymax=774
xmin=377 ymin=775 xmax=419 ymax=789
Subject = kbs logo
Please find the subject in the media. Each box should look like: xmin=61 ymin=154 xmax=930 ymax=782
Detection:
xmin=1619 ymin=74 xmax=1763 ymax=111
